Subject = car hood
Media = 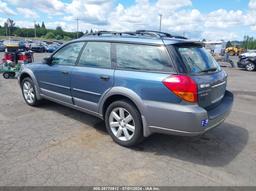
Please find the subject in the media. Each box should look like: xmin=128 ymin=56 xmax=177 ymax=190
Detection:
xmin=240 ymin=52 xmax=256 ymax=57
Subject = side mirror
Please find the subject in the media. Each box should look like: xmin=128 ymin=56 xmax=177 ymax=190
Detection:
xmin=43 ymin=57 xmax=52 ymax=65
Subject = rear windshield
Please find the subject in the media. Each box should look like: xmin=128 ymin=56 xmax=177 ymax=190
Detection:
xmin=176 ymin=46 xmax=221 ymax=74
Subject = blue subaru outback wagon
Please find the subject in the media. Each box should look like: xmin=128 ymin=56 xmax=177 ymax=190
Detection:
xmin=18 ymin=30 xmax=233 ymax=147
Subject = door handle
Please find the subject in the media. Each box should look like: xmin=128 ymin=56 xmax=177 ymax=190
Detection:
xmin=62 ymin=71 xmax=69 ymax=75
xmin=100 ymin=75 xmax=110 ymax=81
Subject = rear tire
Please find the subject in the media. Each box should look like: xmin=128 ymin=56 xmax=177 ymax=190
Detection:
xmin=21 ymin=77 xmax=41 ymax=106
xmin=105 ymin=100 xmax=144 ymax=147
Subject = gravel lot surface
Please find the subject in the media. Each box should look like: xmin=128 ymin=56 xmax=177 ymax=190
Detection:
xmin=0 ymin=53 xmax=256 ymax=186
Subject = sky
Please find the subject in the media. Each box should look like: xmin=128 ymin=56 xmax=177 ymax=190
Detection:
xmin=0 ymin=0 xmax=256 ymax=41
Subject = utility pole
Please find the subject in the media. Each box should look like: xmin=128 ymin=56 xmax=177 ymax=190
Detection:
xmin=76 ymin=17 xmax=79 ymax=38
xmin=7 ymin=19 xmax=10 ymax=42
xmin=8 ymin=26 xmax=10 ymax=42
xmin=159 ymin=14 xmax=162 ymax=32
xmin=5 ymin=24 xmax=7 ymax=36
xmin=34 ymin=20 xmax=37 ymax=38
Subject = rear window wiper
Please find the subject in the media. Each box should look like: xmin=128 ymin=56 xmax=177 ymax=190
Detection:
xmin=200 ymin=67 xmax=218 ymax=73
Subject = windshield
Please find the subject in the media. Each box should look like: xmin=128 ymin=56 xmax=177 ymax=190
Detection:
xmin=176 ymin=46 xmax=221 ymax=74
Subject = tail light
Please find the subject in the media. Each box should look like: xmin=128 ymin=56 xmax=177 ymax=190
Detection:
xmin=18 ymin=54 xmax=28 ymax=62
xmin=162 ymin=75 xmax=198 ymax=103
xmin=4 ymin=53 xmax=13 ymax=61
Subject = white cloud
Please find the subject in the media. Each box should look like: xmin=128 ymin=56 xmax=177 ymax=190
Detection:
xmin=246 ymin=0 xmax=256 ymax=31
xmin=14 ymin=20 xmax=34 ymax=28
xmin=35 ymin=0 xmax=65 ymax=14
xmin=0 ymin=0 xmax=16 ymax=15
xmin=17 ymin=8 xmax=38 ymax=18
xmin=156 ymin=0 xmax=192 ymax=11
xmin=249 ymin=0 xmax=256 ymax=9
xmin=202 ymin=31 xmax=238 ymax=41
xmin=205 ymin=9 xmax=244 ymax=29
xmin=2 ymin=0 xmax=256 ymax=40
xmin=164 ymin=9 xmax=203 ymax=32
xmin=108 ymin=0 xmax=200 ymax=33
xmin=6 ymin=0 xmax=65 ymax=15
xmin=106 ymin=0 xmax=255 ymax=40
xmin=65 ymin=0 xmax=113 ymax=25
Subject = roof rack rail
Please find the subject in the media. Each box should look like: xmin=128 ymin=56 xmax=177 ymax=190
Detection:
xmin=83 ymin=30 xmax=187 ymax=40
xmin=92 ymin=31 xmax=121 ymax=36
xmin=84 ymin=31 xmax=138 ymax=37
xmin=136 ymin=30 xmax=171 ymax=37
xmin=136 ymin=30 xmax=187 ymax=39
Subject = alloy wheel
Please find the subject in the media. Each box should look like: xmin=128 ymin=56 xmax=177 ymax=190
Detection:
xmin=109 ymin=107 xmax=135 ymax=141
xmin=23 ymin=81 xmax=35 ymax=104
xmin=246 ymin=63 xmax=255 ymax=71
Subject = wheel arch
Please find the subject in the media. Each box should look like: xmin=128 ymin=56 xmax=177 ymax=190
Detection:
xmin=19 ymin=73 xmax=31 ymax=85
xmin=99 ymin=87 xmax=151 ymax=137
xmin=19 ymin=70 xmax=42 ymax=100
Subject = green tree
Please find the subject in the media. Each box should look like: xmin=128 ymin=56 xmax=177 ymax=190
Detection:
xmin=45 ymin=32 xmax=55 ymax=39
xmin=226 ymin=41 xmax=233 ymax=48
xmin=36 ymin=27 xmax=47 ymax=37
xmin=56 ymin=26 xmax=63 ymax=31
xmin=5 ymin=18 xmax=15 ymax=35
xmin=63 ymin=36 xmax=72 ymax=41
xmin=0 ymin=18 xmax=84 ymax=40
xmin=55 ymin=34 xmax=62 ymax=40
xmin=242 ymin=36 xmax=256 ymax=50
xmin=41 ymin=22 xmax=46 ymax=29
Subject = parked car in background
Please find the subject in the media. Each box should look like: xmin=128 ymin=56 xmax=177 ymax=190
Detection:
xmin=238 ymin=56 xmax=256 ymax=71
xmin=240 ymin=50 xmax=256 ymax=58
xmin=30 ymin=43 xmax=46 ymax=53
xmin=18 ymin=40 xmax=31 ymax=50
xmin=0 ymin=42 xmax=5 ymax=52
xmin=18 ymin=30 xmax=233 ymax=147
xmin=45 ymin=44 xmax=60 ymax=53
xmin=238 ymin=50 xmax=256 ymax=71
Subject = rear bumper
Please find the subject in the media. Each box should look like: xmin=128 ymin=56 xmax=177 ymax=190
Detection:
xmin=144 ymin=91 xmax=234 ymax=137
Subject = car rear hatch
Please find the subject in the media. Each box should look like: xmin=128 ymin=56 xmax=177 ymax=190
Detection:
xmin=191 ymin=72 xmax=227 ymax=109
xmin=172 ymin=43 xmax=227 ymax=109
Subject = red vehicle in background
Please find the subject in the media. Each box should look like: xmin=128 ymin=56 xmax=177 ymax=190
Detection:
xmin=0 ymin=44 xmax=33 ymax=79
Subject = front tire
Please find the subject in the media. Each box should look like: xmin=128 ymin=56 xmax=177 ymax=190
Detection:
xmin=105 ymin=100 xmax=144 ymax=147
xmin=3 ymin=72 xmax=10 ymax=79
xmin=245 ymin=63 xmax=255 ymax=71
xmin=21 ymin=77 xmax=40 ymax=106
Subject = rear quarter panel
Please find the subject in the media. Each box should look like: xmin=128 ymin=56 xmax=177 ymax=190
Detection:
xmin=114 ymin=70 xmax=181 ymax=104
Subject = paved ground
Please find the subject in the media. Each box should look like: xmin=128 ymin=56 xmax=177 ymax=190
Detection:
xmin=0 ymin=53 xmax=256 ymax=186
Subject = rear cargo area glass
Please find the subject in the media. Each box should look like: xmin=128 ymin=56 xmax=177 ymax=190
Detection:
xmin=176 ymin=46 xmax=221 ymax=74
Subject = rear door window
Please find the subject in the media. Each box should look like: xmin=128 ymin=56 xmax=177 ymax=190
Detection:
xmin=175 ymin=45 xmax=221 ymax=74
xmin=116 ymin=43 xmax=174 ymax=72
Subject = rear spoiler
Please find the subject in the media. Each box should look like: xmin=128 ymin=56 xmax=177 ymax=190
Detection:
xmin=171 ymin=41 xmax=204 ymax=47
